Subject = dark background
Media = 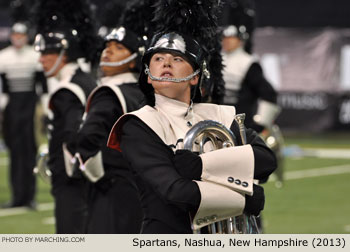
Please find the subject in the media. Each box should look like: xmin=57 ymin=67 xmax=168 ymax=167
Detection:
xmin=1 ymin=0 xmax=349 ymax=132
xmin=253 ymin=0 xmax=350 ymax=27
xmin=1 ymin=0 xmax=350 ymax=28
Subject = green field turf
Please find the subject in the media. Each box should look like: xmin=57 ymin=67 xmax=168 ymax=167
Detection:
xmin=263 ymin=158 xmax=350 ymax=234
xmin=0 ymin=133 xmax=349 ymax=234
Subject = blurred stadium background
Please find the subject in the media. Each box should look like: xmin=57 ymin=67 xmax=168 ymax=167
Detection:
xmin=0 ymin=0 xmax=349 ymax=233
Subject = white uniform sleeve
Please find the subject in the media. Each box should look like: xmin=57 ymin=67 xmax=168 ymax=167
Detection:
xmin=199 ymin=145 xmax=254 ymax=195
xmin=192 ymin=180 xmax=245 ymax=230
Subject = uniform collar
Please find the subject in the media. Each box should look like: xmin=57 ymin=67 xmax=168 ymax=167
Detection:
xmin=55 ymin=63 xmax=79 ymax=82
xmin=100 ymin=72 xmax=138 ymax=86
xmin=155 ymin=94 xmax=194 ymax=124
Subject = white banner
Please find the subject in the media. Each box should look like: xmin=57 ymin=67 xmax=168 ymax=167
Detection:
xmin=254 ymin=27 xmax=350 ymax=92
xmin=0 ymin=234 xmax=349 ymax=252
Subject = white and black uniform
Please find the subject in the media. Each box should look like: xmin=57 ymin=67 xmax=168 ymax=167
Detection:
xmin=47 ymin=63 xmax=96 ymax=234
xmin=0 ymin=44 xmax=47 ymax=207
xmin=75 ymin=72 xmax=144 ymax=233
xmin=222 ymin=47 xmax=278 ymax=132
xmin=108 ymin=94 xmax=277 ymax=234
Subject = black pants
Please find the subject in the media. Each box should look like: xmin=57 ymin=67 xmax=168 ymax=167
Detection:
xmin=87 ymin=176 xmax=143 ymax=234
xmin=3 ymin=94 xmax=37 ymax=206
xmin=53 ymin=179 xmax=89 ymax=234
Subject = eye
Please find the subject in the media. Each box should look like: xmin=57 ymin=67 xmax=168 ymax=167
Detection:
xmin=154 ymin=56 xmax=163 ymax=61
xmin=174 ymin=57 xmax=183 ymax=62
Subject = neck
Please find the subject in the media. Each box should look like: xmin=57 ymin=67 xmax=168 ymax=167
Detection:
xmin=154 ymin=88 xmax=191 ymax=105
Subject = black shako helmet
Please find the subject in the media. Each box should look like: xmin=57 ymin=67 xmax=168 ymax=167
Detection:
xmin=99 ymin=26 xmax=144 ymax=72
xmin=104 ymin=26 xmax=141 ymax=54
xmin=139 ymin=31 xmax=209 ymax=105
xmin=34 ymin=28 xmax=84 ymax=62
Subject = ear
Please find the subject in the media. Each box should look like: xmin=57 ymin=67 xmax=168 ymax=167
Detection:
xmin=61 ymin=54 xmax=68 ymax=64
xmin=129 ymin=60 xmax=136 ymax=70
xmin=147 ymin=75 xmax=152 ymax=84
xmin=190 ymin=75 xmax=199 ymax=86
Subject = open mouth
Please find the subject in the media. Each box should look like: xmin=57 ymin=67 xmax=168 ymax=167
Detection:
xmin=101 ymin=56 xmax=110 ymax=62
xmin=161 ymin=71 xmax=173 ymax=77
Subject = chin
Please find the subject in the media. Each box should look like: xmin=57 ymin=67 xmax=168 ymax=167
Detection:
xmin=158 ymin=78 xmax=178 ymax=85
xmin=160 ymin=81 xmax=175 ymax=86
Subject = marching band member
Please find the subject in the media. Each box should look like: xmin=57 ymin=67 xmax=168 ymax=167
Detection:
xmin=219 ymin=0 xmax=280 ymax=134
xmin=220 ymin=0 xmax=284 ymax=190
xmin=107 ymin=0 xmax=277 ymax=234
xmin=219 ymin=0 xmax=284 ymax=230
xmin=0 ymin=0 xmax=47 ymax=209
xmin=73 ymin=0 xmax=153 ymax=233
xmin=33 ymin=0 xmax=99 ymax=233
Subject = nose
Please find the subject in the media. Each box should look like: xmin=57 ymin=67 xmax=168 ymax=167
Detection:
xmin=106 ymin=44 xmax=114 ymax=53
xmin=103 ymin=47 xmax=111 ymax=56
xmin=39 ymin=55 xmax=45 ymax=64
xmin=163 ymin=56 xmax=171 ymax=68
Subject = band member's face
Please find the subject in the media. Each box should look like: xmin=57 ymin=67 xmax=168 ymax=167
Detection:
xmin=100 ymin=41 xmax=135 ymax=76
xmin=221 ymin=36 xmax=242 ymax=53
xmin=148 ymin=52 xmax=198 ymax=104
xmin=10 ymin=32 xmax=28 ymax=49
xmin=39 ymin=52 xmax=67 ymax=77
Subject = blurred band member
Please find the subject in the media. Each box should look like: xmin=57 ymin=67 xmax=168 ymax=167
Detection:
xmin=0 ymin=21 xmax=47 ymax=209
xmin=33 ymin=0 xmax=99 ymax=233
xmin=74 ymin=24 xmax=145 ymax=233
xmin=220 ymin=0 xmax=280 ymax=134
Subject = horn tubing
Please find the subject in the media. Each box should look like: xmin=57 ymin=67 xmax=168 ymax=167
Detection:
xmin=183 ymin=117 xmax=260 ymax=234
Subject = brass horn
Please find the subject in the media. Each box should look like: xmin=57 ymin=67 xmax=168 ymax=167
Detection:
xmin=259 ymin=124 xmax=285 ymax=188
xmin=183 ymin=114 xmax=260 ymax=234
xmin=33 ymin=144 xmax=51 ymax=184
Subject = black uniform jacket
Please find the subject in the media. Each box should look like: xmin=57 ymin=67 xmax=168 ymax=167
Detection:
xmin=76 ymin=76 xmax=144 ymax=186
xmin=223 ymin=47 xmax=277 ymax=131
xmin=48 ymin=65 xmax=96 ymax=189
xmin=234 ymin=62 xmax=277 ymax=129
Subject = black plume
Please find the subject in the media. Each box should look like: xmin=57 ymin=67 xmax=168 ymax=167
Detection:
xmin=32 ymin=0 xmax=99 ymax=62
xmin=219 ymin=0 xmax=256 ymax=53
xmin=97 ymin=1 xmax=125 ymax=30
xmin=119 ymin=0 xmax=155 ymax=45
xmin=10 ymin=0 xmax=29 ymax=23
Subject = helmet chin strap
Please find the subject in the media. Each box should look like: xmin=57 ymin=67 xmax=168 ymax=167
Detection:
xmin=144 ymin=64 xmax=200 ymax=83
xmin=99 ymin=52 xmax=138 ymax=67
xmin=44 ymin=49 xmax=65 ymax=77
